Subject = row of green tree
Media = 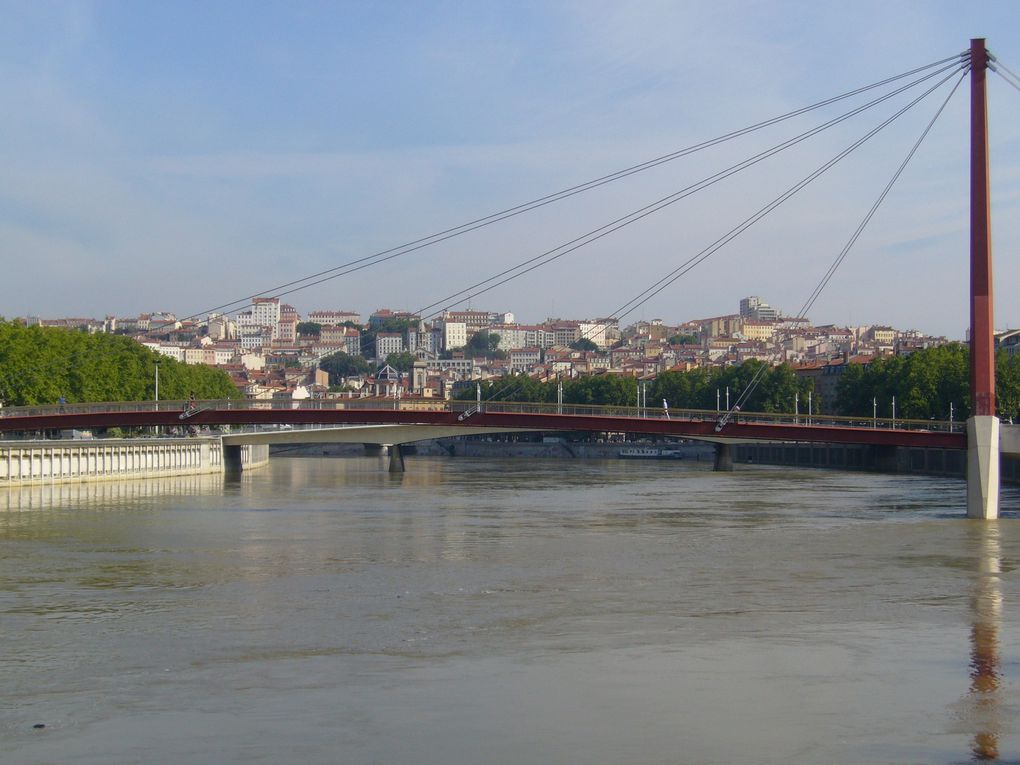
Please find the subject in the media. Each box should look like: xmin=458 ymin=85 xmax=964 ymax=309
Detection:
xmin=833 ymin=343 xmax=1020 ymax=420
xmin=0 ymin=320 xmax=240 ymax=406
xmin=458 ymin=360 xmax=813 ymax=411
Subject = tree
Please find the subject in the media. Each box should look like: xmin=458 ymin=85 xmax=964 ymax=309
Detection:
xmin=466 ymin=330 xmax=505 ymax=358
xmin=563 ymin=374 xmax=636 ymax=406
xmin=997 ymin=351 xmax=1020 ymax=421
xmin=648 ymin=361 xmax=811 ymax=413
xmin=834 ymin=344 xmax=971 ymax=420
xmin=319 ymin=351 xmax=370 ymax=384
xmin=569 ymin=338 xmax=598 ymax=352
xmin=457 ymin=375 xmax=554 ymax=403
xmin=296 ymin=321 xmax=322 ymax=337
xmin=0 ymin=320 xmax=239 ymax=406
xmin=384 ymin=352 xmax=416 ymax=373
xmin=362 ymin=317 xmax=417 ymax=358
xmin=667 ymin=333 xmax=700 ymax=345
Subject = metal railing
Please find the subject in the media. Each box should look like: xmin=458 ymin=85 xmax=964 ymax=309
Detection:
xmin=0 ymin=397 xmax=965 ymax=433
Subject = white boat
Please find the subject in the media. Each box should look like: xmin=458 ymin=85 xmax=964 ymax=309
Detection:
xmin=618 ymin=446 xmax=683 ymax=459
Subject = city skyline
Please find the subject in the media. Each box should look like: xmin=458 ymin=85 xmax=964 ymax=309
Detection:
xmin=3 ymin=2 xmax=1020 ymax=338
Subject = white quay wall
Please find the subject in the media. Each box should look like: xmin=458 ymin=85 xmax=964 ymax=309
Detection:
xmin=0 ymin=438 xmax=268 ymax=486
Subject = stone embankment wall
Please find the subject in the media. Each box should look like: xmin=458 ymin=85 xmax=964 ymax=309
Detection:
xmin=0 ymin=438 xmax=268 ymax=486
xmin=273 ymin=439 xmax=716 ymax=460
xmin=732 ymin=441 xmax=1020 ymax=484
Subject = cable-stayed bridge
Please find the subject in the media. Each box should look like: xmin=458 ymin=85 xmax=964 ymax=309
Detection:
xmin=5 ymin=41 xmax=1018 ymax=517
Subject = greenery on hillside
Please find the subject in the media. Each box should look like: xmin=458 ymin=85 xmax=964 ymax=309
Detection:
xmin=384 ymin=352 xmax=416 ymax=373
xmin=0 ymin=320 xmax=239 ymax=406
xmin=318 ymin=350 xmax=370 ymax=384
xmin=667 ymin=333 xmax=700 ymax=345
xmin=569 ymin=338 xmax=599 ymax=352
xmin=362 ymin=317 xmax=417 ymax=358
xmin=467 ymin=330 xmax=506 ymax=359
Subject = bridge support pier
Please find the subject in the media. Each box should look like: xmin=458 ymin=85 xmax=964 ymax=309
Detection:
xmin=713 ymin=443 xmax=733 ymax=472
xmin=388 ymin=444 xmax=406 ymax=473
xmin=967 ymin=416 xmax=1000 ymax=519
xmin=223 ymin=444 xmax=243 ymax=478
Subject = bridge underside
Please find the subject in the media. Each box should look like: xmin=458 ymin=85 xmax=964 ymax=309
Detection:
xmin=220 ymin=424 xmax=541 ymax=446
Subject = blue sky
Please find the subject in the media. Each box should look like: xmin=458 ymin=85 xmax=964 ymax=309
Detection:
xmin=2 ymin=1 xmax=1019 ymax=338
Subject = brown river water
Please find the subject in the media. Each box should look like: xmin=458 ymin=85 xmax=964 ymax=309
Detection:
xmin=3 ymin=455 xmax=1020 ymax=764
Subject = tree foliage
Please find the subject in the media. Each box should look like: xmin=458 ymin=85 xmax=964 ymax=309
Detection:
xmin=455 ymin=362 xmax=813 ymax=411
xmin=464 ymin=330 xmax=506 ymax=359
xmin=563 ymin=374 xmax=636 ymax=405
xmin=834 ymin=343 xmax=1020 ymax=421
xmin=318 ymin=350 xmax=370 ymax=384
xmin=384 ymin=352 xmax=416 ymax=373
xmin=296 ymin=321 xmax=322 ymax=337
xmin=362 ymin=317 xmax=416 ymax=358
xmin=0 ymin=320 xmax=239 ymax=406
xmin=667 ymin=333 xmax=700 ymax=345
xmin=569 ymin=338 xmax=598 ymax=352
xmin=650 ymin=361 xmax=811 ymax=413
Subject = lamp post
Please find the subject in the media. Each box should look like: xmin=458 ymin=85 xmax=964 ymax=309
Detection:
xmin=154 ymin=359 xmax=160 ymax=404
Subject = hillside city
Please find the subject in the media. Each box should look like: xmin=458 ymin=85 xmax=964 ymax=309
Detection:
xmin=25 ymin=295 xmax=1018 ymax=415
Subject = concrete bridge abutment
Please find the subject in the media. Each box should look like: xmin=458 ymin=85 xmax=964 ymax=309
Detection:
xmin=967 ymin=416 xmax=1000 ymax=520
xmin=223 ymin=444 xmax=243 ymax=478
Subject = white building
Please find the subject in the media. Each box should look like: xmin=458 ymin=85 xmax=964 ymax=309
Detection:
xmin=578 ymin=321 xmax=610 ymax=349
xmin=442 ymin=321 xmax=467 ymax=351
xmin=252 ymin=297 xmax=282 ymax=327
xmin=143 ymin=343 xmax=184 ymax=362
xmin=308 ymin=310 xmax=361 ymax=326
xmin=376 ymin=332 xmax=405 ymax=360
xmin=491 ymin=324 xmax=528 ymax=351
xmin=510 ymin=348 xmax=541 ymax=371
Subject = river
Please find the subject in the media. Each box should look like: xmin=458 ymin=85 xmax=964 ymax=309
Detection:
xmin=2 ymin=456 xmax=1019 ymax=764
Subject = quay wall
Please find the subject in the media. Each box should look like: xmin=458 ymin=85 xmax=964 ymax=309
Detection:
xmin=732 ymin=441 xmax=1020 ymax=484
xmin=0 ymin=438 xmax=269 ymax=486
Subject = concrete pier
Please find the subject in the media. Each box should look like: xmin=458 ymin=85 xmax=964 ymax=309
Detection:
xmin=713 ymin=443 xmax=734 ymax=472
xmin=388 ymin=444 xmax=406 ymax=473
xmin=967 ymin=416 xmax=1000 ymax=519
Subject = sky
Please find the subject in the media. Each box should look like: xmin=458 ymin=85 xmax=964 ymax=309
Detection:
xmin=2 ymin=1 xmax=1019 ymax=339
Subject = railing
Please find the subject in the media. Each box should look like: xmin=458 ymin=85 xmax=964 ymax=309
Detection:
xmin=0 ymin=398 xmax=966 ymax=433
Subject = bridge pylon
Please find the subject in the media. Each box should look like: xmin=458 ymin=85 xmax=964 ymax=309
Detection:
xmin=966 ymin=38 xmax=998 ymax=519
